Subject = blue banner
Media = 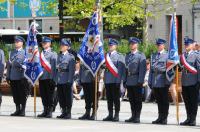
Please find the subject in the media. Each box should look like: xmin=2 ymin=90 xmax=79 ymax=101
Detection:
xmin=166 ymin=14 xmax=179 ymax=81
xmin=78 ymin=12 xmax=105 ymax=76
xmin=23 ymin=21 xmax=43 ymax=85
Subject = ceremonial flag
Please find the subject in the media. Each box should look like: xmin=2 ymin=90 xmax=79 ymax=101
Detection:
xmin=166 ymin=14 xmax=179 ymax=81
xmin=23 ymin=21 xmax=43 ymax=85
xmin=78 ymin=11 xmax=105 ymax=76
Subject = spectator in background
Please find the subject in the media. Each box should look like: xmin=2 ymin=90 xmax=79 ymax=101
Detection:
xmin=0 ymin=49 xmax=5 ymax=107
xmin=143 ymin=59 xmax=151 ymax=103
xmin=98 ymin=68 xmax=105 ymax=100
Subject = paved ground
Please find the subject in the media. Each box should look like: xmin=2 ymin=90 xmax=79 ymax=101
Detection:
xmin=0 ymin=96 xmax=200 ymax=132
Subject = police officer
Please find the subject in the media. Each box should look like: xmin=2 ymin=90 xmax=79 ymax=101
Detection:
xmin=78 ymin=63 xmax=95 ymax=120
xmin=0 ymin=48 xmax=5 ymax=107
xmin=180 ymin=37 xmax=200 ymax=126
xmin=103 ymin=38 xmax=125 ymax=122
xmin=6 ymin=36 xmax=29 ymax=116
xmin=38 ymin=36 xmax=57 ymax=118
xmin=148 ymin=38 xmax=170 ymax=125
xmin=56 ymin=38 xmax=75 ymax=119
xmin=124 ymin=37 xmax=146 ymax=123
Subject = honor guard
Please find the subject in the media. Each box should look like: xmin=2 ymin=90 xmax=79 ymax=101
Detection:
xmin=103 ymin=38 xmax=125 ymax=122
xmin=6 ymin=36 xmax=29 ymax=116
xmin=78 ymin=63 xmax=96 ymax=120
xmin=56 ymin=38 xmax=75 ymax=119
xmin=0 ymin=48 xmax=5 ymax=106
xmin=180 ymin=37 xmax=200 ymax=126
xmin=124 ymin=37 xmax=146 ymax=123
xmin=148 ymin=38 xmax=170 ymax=125
xmin=38 ymin=37 xmax=57 ymax=118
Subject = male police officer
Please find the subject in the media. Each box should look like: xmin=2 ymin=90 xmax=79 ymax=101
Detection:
xmin=56 ymin=38 xmax=75 ymax=119
xmin=6 ymin=36 xmax=29 ymax=116
xmin=148 ymin=38 xmax=170 ymax=125
xmin=124 ymin=37 xmax=146 ymax=123
xmin=0 ymin=48 xmax=5 ymax=107
xmin=103 ymin=38 xmax=125 ymax=122
xmin=78 ymin=62 xmax=95 ymax=120
xmin=180 ymin=37 xmax=200 ymax=126
xmin=38 ymin=36 xmax=57 ymax=118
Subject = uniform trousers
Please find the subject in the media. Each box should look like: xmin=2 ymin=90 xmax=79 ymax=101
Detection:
xmin=57 ymin=83 xmax=73 ymax=109
xmin=39 ymin=79 xmax=55 ymax=108
xmin=105 ymin=83 xmax=120 ymax=112
xmin=153 ymin=87 xmax=169 ymax=117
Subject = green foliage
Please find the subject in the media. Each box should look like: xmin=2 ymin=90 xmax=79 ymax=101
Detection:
xmin=65 ymin=0 xmax=145 ymax=29
xmin=50 ymin=39 xmax=157 ymax=59
xmin=0 ymin=43 xmax=14 ymax=61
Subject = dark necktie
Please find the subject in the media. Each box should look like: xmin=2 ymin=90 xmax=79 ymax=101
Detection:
xmin=185 ymin=52 xmax=188 ymax=59
xmin=156 ymin=52 xmax=160 ymax=60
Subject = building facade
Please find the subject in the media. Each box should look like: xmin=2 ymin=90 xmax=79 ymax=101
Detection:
xmin=0 ymin=0 xmax=59 ymax=33
xmin=147 ymin=0 xmax=200 ymax=52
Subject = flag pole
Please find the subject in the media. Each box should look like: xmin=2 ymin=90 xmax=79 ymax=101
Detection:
xmin=30 ymin=1 xmax=37 ymax=118
xmin=33 ymin=14 xmax=37 ymax=118
xmin=175 ymin=65 xmax=179 ymax=124
xmin=94 ymin=0 xmax=102 ymax=121
xmin=94 ymin=73 xmax=98 ymax=120
xmin=34 ymin=86 xmax=37 ymax=117
xmin=172 ymin=0 xmax=179 ymax=124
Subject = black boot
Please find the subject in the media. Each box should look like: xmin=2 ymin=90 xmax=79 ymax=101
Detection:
xmin=133 ymin=111 xmax=141 ymax=123
xmin=180 ymin=115 xmax=190 ymax=126
xmin=10 ymin=105 xmax=20 ymax=116
xmin=79 ymin=109 xmax=90 ymax=120
xmin=188 ymin=115 xmax=196 ymax=126
xmin=18 ymin=104 xmax=26 ymax=116
xmin=64 ymin=108 xmax=71 ymax=119
xmin=103 ymin=111 xmax=113 ymax=121
xmin=159 ymin=114 xmax=167 ymax=125
xmin=89 ymin=112 xmax=95 ymax=120
xmin=46 ymin=107 xmax=53 ymax=118
xmin=113 ymin=111 xmax=119 ymax=122
xmin=125 ymin=111 xmax=135 ymax=122
xmin=152 ymin=114 xmax=162 ymax=124
xmin=57 ymin=107 xmax=67 ymax=119
xmin=37 ymin=107 xmax=48 ymax=118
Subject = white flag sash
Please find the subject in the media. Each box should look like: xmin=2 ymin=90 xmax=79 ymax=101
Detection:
xmin=180 ymin=54 xmax=197 ymax=74
xmin=40 ymin=51 xmax=52 ymax=73
xmin=105 ymin=53 xmax=119 ymax=77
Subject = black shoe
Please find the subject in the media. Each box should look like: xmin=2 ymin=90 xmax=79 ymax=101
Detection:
xmin=103 ymin=112 xmax=113 ymax=121
xmin=57 ymin=108 xmax=67 ymax=119
xmin=79 ymin=110 xmax=90 ymax=120
xmin=63 ymin=108 xmax=71 ymax=119
xmin=18 ymin=105 xmax=26 ymax=116
xmin=125 ymin=111 xmax=135 ymax=123
xmin=159 ymin=119 xmax=167 ymax=125
xmin=133 ymin=118 xmax=140 ymax=123
xmin=63 ymin=113 xmax=71 ymax=119
xmin=188 ymin=120 xmax=196 ymax=126
xmin=57 ymin=113 xmax=66 ymax=119
xmin=152 ymin=115 xmax=162 ymax=124
xmin=37 ymin=107 xmax=48 ymax=118
xmin=133 ymin=111 xmax=140 ymax=123
xmin=125 ymin=117 xmax=134 ymax=122
xmin=188 ymin=115 xmax=196 ymax=126
xmin=180 ymin=119 xmax=190 ymax=126
xmin=89 ymin=113 xmax=95 ymax=120
xmin=113 ymin=112 xmax=119 ymax=122
xmin=10 ymin=105 xmax=20 ymax=116
xmin=46 ymin=107 xmax=53 ymax=118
